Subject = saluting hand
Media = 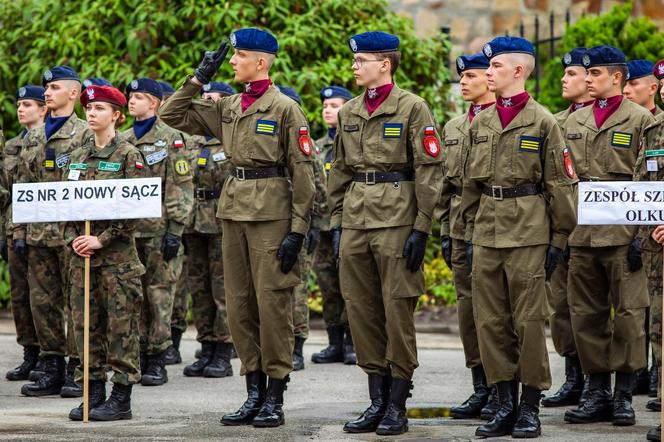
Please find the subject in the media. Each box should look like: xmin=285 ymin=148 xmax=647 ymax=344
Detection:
xmin=194 ymin=41 xmax=230 ymax=85
xmin=72 ymin=235 xmax=102 ymax=258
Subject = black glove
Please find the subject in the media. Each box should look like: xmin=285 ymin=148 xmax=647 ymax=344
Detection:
xmin=440 ymin=236 xmax=452 ymax=269
xmin=0 ymin=239 xmax=7 ymax=262
xmin=13 ymin=239 xmax=27 ymax=260
xmin=161 ymin=233 xmax=182 ymax=262
xmin=627 ymin=238 xmax=643 ymax=272
xmin=194 ymin=41 xmax=230 ymax=85
xmin=331 ymin=226 xmax=342 ymax=259
xmin=277 ymin=232 xmax=305 ymax=274
xmin=465 ymin=241 xmax=473 ymax=268
xmin=306 ymin=227 xmax=320 ymax=255
xmin=403 ymin=230 xmax=428 ymax=273
xmin=545 ymin=245 xmax=564 ymax=281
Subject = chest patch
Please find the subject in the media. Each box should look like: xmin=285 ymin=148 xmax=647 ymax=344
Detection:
xmin=212 ymin=151 xmax=227 ymax=162
xmin=56 ymin=153 xmax=70 ymax=169
xmin=98 ymin=161 xmax=121 ymax=172
xmin=146 ymin=149 xmax=168 ymax=166
xmin=519 ymin=136 xmax=542 ymax=153
xmin=383 ymin=123 xmax=403 ymax=138
xmin=256 ymin=119 xmax=277 ymax=135
xmin=444 ymin=139 xmax=459 ymax=146
xmin=611 ymin=131 xmax=632 ymax=148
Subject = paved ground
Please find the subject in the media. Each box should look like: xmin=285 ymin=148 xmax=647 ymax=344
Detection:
xmin=0 ymin=322 xmax=660 ymax=441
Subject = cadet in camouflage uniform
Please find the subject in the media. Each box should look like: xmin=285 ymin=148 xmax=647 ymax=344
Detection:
xmin=179 ymin=81 xmax=236 ymax=378
xmin=311 ymin=85 xmax=357 ymax=366
xmin=161 ymin=30 xmax=315 ymax=428
xmin=123 ymin=78 xmax=194 ymax=387
xmin=439 ymin=53 xmax=496 ymax=420
xmin=460 ymin=37 xmax=577 ymax=438
xmin=328 ymin=32 xmax=443 ymax=436
xmin=542 ymin=48 xmax=593 ymax=409
xmin=16 ymin=66 xmax=87 ymax=398
xmin=3 ymin=85 xmax=47 ymax=381
xmin=65 ymin=85 xmax=147 ymax=421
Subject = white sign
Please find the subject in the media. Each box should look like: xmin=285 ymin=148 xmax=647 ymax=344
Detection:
xmin=12 ymin=178 xmax=162 ymax=223
xmin=578 ymin=181 xmax=664 ymax=225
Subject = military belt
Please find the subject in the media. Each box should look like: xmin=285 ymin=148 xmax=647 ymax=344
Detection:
xmin=352 ymin=170 xmax=414 ymax=185
xmin=195 ymin=188 xmax=219 ymax=200
xmin=481 ymin=183 xmax=540 ymax=200
xmin=232 ymin=166 xmax=287 ymax=180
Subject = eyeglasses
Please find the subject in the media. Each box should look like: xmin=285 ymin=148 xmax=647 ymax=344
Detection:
xmin=352 ymin=58 xmax=385 ymax=69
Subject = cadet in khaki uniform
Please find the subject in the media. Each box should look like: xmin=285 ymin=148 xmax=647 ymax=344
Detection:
xmin=311 ymin=85 xmax=357 ymax=366
xmin=64 ymin=86 xmax=147 ymax=421
xmin=460 ymin=37 xmax=577 ymax=438
xmin=179 ymin=81 xmax=235 ymax=379
xmin=624 ymin=60 xmax=662 ymax=117
xmin=542 ymin=48 xmax=594 ymax=408
xmin=327 ymin=32 xmax=443 ymax=436
xmin=562 ymin=46 xmax=654 ymax=427
xmin=3 ymin=85 xmax=47 ymax=381
xmin=439 ymin=53 xmax=497 ymax=421
xmin=17 ymin=66 xmax=87 ymax=398
xmin=123 ymin=78 xmax=194 ymax=387
xmin=161 ymin=29 xmax=315 ymax=428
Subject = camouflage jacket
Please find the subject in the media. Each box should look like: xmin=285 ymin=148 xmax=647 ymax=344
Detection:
xmin=312 ymin=134 xmax=332 ymax=231
xmin=2 ymin=133 xmax=27 ymax=238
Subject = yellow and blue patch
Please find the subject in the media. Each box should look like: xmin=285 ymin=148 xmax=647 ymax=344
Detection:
xmin=383 ymin=123 xmax=403 ymax=138
xmin=256 ymin=119 xmax=277 ymax=135
xmin=611 ymin=131 xmax=632 ymax=148
xmin=518 ymin=136 xmax=541 ymax=153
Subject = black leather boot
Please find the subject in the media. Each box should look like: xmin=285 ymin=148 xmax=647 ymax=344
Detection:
xmin=376 ymin=378 xmax=412 ymax=435
xmin=203 ymin=342 xmax=233 ymax=378
xmin=647 ymin=425 xmax=661 ymax=441
xmin=475 ymin=380 xmax=518 ymax=437
xmin=564 ymin=372 xmax=612 ymax=423
xmin=89 ymin=383 xmax=132 ymax=421
xmin=163 ymin=327 xmax=183 ymax=365
xmin=450 ymin=365 xmax=490 ymax=418
xmin=613 ymin=371 xmax=636 ymax=426
xmin=343 ymin=327 xmax=357 ymax=365
xmin=6 ymin=346 xmax=39 ymax=381
xmin=512 ymin=385 xmax=542 ymax=438
xmin=69 ymin=380 xmax=106 ymax=421
xmin=28 ymin=357 xmax=46 ymax=382
xmin=635 ymin=367 xmax=650 ymax=395
xmin=542 ymin=356 xmax=583 ymax=407
xmin=141 ymin=352 xmax=168 ymax=386
xmin=139 ymin=351 xmax=148 ymax=376
xmin=292 ymin=336 xmax=305 ymax=371
xmin=647 ymin=397 xmax=661 ymax=411
xmin=311 ymin=326 xmax=344 ymax=363
xmin=344 ymin=374 xmax=391 ymax=433
xmin=60 ymin=357 xmax=83 ymax=397
xmin=579 ymin=375 xmax=590 ymax=406
xmin=480 ymin=385 xmax=500 ymax=420
xmin=221 ymin=371 xmax=267 ymax=425
xmin=183 ymin=341 xmax=214 ymax=377
xmin=252 ymin=376 xmax=289 ymax=427
xmin=21 ymin=355 xmax=66 ymax=396
xmin=650 ymin=363 xmax=659 ymax=398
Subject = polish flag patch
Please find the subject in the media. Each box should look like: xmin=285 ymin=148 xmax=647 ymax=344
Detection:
xmin=299 ymin=126 xmax=312 ymax=156
xmin=563 ymin=147 xmax=575 ymax=178
xmin=423 ymin=126 xmax=440 ymax=157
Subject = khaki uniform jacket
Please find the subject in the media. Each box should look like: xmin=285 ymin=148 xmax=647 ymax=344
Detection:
xmin=439 ymin=114 xmax=470 ymax=240
xmin=160 ymin=79 xmax=315 ymax=236
xmin=122 ymin=118 xmax=194 ymax=238
xmin=563 ymin=98 xmax=654 ymax=247
xmin=460 ymin=98 xmax=578 ymax=249
xmin=327 ymin=85 xmax=444 ymax=233
xmin=14 ymin=114 xmax=89 ymax=246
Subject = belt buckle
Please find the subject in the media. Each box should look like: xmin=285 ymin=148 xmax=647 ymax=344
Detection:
xmin=366 ymin=170 xmax=376 ymax=185
xmin=236 ymin=167 xmax=245 ymax=181
xmin=491 ymin=185 xmax=503 ymax=201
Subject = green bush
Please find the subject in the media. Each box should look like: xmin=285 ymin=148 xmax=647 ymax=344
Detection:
xmin=538 ymin=2 xmax=664 ymax=111
xmin=0 ymin=262 xmax=9 ymax=309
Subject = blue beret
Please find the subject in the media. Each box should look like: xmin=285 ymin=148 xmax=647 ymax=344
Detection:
xmin=230 ymin=28 xmax=279 ymax=54
xmin=83 ymin=77 xmax=112 ymax=88
xmin=582 ymin=45 xmax=626 ymax=68
xmin=157 ymin=81 xmax=175 ymax=95
xmin=482 ymin=36 xmax=535 ymax=59
xmin=42 ymin=65 xmax=80 ymax=86
xmin=561 ymin=47 xmax=587 ymax=68
xmin=202 ymin=81 xmax=237 ymax=96
xmin=277 ymin=85 xmax=301 ymax=105
xmin=17 ymin=85 xmax=45 ymax=102
xmin=627 ymin=59 xmax=655 ymax=80
xmin=456 ymin=53 xmax=490 ymax=76
xmin=320 ymin=85 xmax=353 ymax=102
xmin=125 ymin=78 xmax=163 ymax=100
xmin=349 ymin=32 xmax=399 ymax=53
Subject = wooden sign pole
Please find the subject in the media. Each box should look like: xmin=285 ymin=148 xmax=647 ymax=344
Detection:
xmin=83 ymin=220 xmax=91 ymax=423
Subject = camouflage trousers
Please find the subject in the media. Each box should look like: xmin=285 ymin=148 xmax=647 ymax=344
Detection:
xmin=292 ymin=242 xmax=314 ymax=339
xmin=181 ymin=232 xmax=231 ymax=343
xmin=313 ymin=230 xmax=347 ymax=327
xmin=27 ymin=244 xmax=77 ymax=358
xmin=136 ymin=236 xmax=184 ymax=355
xmin=8 ymin=237 xmax=37 ymax=347
xmin=172 ymin=256 xmax=190 ymax=333
xmin=644 ymin=249 xmax=662 ymax=396
xmin=70 ymin=261 xmax=144 ymax=385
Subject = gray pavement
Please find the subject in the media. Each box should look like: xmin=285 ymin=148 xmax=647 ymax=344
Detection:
xmin=0 ymin=324 xmax=659 ymax=441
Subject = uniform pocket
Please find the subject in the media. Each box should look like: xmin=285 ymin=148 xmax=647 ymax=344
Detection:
xmin=604 ymin=131 xmax=637 ymax=175
xmin=250 ymin=118 xmax=281 ymax=162
xmin=519 ymin=270 xmax=548 ymax=320
xmin=386 ymin=254 xmax=424 ymax=299
xmin=258 ymin=247 xmax=301 ymax=291
xmin=622 ymin=262 xmax=650 ymax=309
xmin=445 ymin=138 xmax=465 ymax=179
xmin=340 ymin=118 xmax=364 ymax=166
xmin=467 ymin=133 xmax=493 ymax=179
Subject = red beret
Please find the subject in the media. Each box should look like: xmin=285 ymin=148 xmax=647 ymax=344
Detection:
xmin=80 ymin=85 xmax=127 ymax=108
xmin=654 ymin=59 xmax=664 ymax=80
